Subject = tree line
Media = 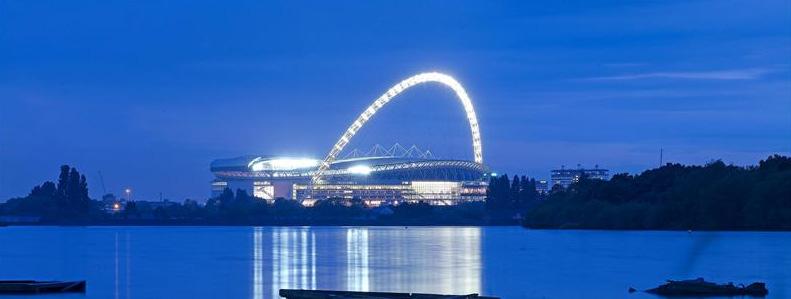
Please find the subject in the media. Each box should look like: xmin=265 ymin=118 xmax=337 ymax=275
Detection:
xmin=484 ymin=174 xmax=542 ymax=212
xmin=0 ymin=165 xmax=492 ymax=225
xmin=4 ymin=155 xmax=790 ymax=229
xmin=2 ymin=165 xmax=94 ymax=220
xmin=524 ymin=155 xmax=791 ymax=230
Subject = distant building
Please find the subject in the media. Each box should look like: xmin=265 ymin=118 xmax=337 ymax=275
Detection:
xmin=535 ymin=180 xmax=549 ymax=194
xmin=551 ymin=165 xmax=609 ymax=189
xmin=101 ymin=193 xmax=124 ymax=213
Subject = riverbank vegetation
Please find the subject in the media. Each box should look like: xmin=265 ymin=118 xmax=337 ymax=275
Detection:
xmin=3 ymin=155 xmax=789 ymax=229
xmin=524 ymin=155 xmax=791 ymax=230
xmin=0 ymin=166 xmax=498 ymax=225
xmin=1 ymin=165 xmax=97 ymax=222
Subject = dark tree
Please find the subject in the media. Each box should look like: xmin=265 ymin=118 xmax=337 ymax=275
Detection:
xmin=217 ymin=188 xmax=234 ymax=206
xmin=31 ymin=181 xmax=57 ymax=198
xmin=79 ymin=175 xmax=89 ymax=201
xmin=519 ymin=176 xmax=537 ymax=205
xmin=510 ymin=175 xmax=521 ymax=208
xmin=56 ymin=165 xmax=70 ymax=197
xmin=485 ymin=176 xmax=499 ymax=210
xmin=66 ymin=168 xmax=81 ymax=204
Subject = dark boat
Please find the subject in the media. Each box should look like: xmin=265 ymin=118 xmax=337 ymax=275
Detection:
xmin=646 ymin=278 xmax=767 ymax=297
xmin=279 ymin=289 xmax=499 ymax=299
xmin=0 ymin=280 xmax=86 ymax=294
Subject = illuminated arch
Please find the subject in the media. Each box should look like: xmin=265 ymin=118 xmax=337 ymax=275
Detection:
xmin=312 ymin=72 xmax=483 ymax=184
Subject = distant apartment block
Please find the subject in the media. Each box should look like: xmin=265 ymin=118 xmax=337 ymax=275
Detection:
xmin=551 ymin=165 xmax=609 ymax=189
xmin=535 ymin=180 xmax=549 ymax=194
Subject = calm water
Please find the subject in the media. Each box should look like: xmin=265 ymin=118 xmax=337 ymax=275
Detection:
xmin=0 ymin=226 xmax=788 ymax=299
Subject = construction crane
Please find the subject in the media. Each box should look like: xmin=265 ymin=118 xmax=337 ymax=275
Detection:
xmin=98 ymin=171 xmax=108 ymax=195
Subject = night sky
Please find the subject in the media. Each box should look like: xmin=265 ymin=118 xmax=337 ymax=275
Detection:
xmin=1 ymin=0 xmax=789 ymax=201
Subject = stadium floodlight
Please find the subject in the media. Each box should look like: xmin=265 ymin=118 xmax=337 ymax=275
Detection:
xmin=347 ymin=165 xmax=373 ymax=175
xmin=249 ymin=158 xmax=320 ymax=171
xmin=312 ymin=72 xmax=483 ymax=184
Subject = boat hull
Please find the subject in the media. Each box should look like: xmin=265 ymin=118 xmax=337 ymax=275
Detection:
xmin=0 ymin=280 xmax=86 ymax=294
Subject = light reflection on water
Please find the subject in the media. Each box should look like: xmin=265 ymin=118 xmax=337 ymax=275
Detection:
xmin=2 ymin=227 xmax=788 ymax=298
xmin=253 ymin=227 xmax=481 ymax=298
xmin=262 ymin=227 xmax=320 ymax=298
xmin=345 ymin=228 xmax=369 ymax=293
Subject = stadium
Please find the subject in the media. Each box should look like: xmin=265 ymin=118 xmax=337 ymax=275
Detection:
xmin=210 ymin=72 xmax=490 ymax=206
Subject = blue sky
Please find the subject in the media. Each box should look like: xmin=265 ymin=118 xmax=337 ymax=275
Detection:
xmin=1 ymin=0 xmax=789 ymax=201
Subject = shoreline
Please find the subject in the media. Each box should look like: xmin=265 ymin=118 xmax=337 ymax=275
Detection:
xmin=4 ymin=223 xmax=791 ymax=232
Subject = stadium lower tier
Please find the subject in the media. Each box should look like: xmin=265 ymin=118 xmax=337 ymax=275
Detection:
xmin=294 ymin=181 xmax=487 ymax=206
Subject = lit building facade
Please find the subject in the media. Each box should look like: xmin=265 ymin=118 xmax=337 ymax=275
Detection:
xmin=293 ymin=181 xmax=487 ymax=206
xmin=210 ymin=153 xmax=489 ymax=206
xmin=551 ymin=166 xmax=609 ymax=189
xmin=535 ymin=180 xmax=549 ymax=194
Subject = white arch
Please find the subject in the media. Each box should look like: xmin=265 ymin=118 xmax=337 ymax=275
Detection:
xmin=312 ymin=72 xmax=483 ymax=184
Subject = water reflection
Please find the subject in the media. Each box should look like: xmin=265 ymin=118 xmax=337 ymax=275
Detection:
xmin=252 ymin=227 xmax=481 ymax=298
xmin=112 ymin=231 xmax=132 ymax=299
xmin=252 ymin=227 xmax=318 ymax=299
xmin=346 ymin=228 xmax=369 ymax=292
xmin=253 ymin=228 xmax=263 ymax=299
xmin=114 ymin=232 xmax=119 ymax=299
xmin=2 ymin=227 xmax=789 ymax=299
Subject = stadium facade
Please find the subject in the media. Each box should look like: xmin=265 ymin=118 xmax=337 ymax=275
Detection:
xmin=210 ymin=72 xmax=490 ymax=206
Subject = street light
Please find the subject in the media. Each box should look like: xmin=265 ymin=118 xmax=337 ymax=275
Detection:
xmin=124 ymin=188 xmax=132 ymax=201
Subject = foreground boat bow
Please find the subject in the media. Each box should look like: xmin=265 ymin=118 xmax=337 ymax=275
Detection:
xmin=0 ymin=280 xmax=86 ymax=294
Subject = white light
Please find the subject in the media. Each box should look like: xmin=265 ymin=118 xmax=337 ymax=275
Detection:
xmin=250 ymin=158 xmax=320 ymax=171
xmin=347 ymin=165 xmax=372 ymax=175
xmin=313 ymin=72 xmax=484 ymax=184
